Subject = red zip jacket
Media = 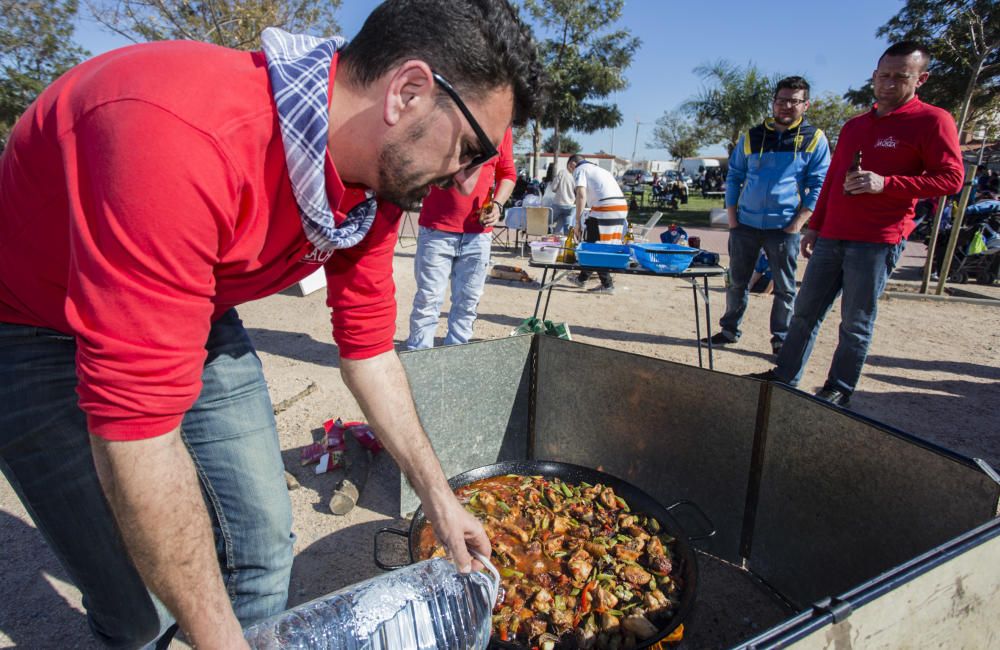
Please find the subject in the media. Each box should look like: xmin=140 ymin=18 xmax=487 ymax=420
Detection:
xmin=0 ymin=41 xmax=401 ymax=440
xmin=418 ymin=127 xmax=515 ymax=232
xmin=809 ymin=96 xmax=963 ymax=243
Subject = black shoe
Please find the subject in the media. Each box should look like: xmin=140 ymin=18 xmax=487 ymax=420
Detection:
xmin=745 ymin=369 xmax=779 ymax=381
xmin=588 ymin=284 xmax=615 ymax=295
xmin=815 ymin=387 xmax=850 ymax=407
xmin=702 ymin=332 xmax=737 ymax=345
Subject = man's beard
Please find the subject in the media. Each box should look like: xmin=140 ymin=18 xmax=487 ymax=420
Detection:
xmin=376 ymin=120 xmax=454 ymax=211
xmin=773 ymin=113 xmax=796 ymax=126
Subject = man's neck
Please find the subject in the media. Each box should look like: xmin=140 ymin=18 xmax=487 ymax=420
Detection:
xmin=327 ymin=76 xmax=379 ymax=187
xmin=876 ymin=94 xmax=915 ymax=117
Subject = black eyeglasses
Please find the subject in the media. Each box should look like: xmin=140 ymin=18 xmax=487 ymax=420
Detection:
xmin=773 ymin=97 xmax=807 ymax=107
xmin=432 ymin=71 xmax=499 ymax=170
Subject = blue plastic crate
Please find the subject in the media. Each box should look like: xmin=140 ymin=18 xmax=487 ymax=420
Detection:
xmin=575 ymin=242 xmax=634 ymax=269
xmin=629 ymin=242 xmax=699 ymax=273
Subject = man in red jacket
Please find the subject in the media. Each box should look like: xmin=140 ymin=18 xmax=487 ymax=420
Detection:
xmin=0 ymin=1 xmax=543 ymax=647
xmin=751 ymin=41 xmax=963 ymax=406
xmin=406 ymin=127 xmax=516 ymax=349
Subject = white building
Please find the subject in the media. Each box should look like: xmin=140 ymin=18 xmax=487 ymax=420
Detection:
xmin=516 ymin=152 xmax=630 ymax=181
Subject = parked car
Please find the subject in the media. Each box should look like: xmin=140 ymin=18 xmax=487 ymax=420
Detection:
xmin=640 ymin=172 xmax=655 ymax=184
xmin=621 ymin=168 xmax=645 ymax=185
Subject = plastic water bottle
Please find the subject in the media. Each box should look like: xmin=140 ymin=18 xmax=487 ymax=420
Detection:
xmin=244 ymin=553 xmax=499 ymax=649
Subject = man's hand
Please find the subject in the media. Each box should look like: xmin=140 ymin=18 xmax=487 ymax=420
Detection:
xmin=421 ymin=486 xmax=491 ymax=573
xmin=479 ymin=203 xmax=501 ymax=227
xmin=800 ymin=229 xmax=819 ymax=258
xmin=726 ymin=206 xmax=739 ymax=229
xmin=844 ymin=170 xmax=885 ymax=195
xmin=784 ymin=209 xmax=812 ymax=234
xmin=92 ymin=429 xmax=248 ymax=649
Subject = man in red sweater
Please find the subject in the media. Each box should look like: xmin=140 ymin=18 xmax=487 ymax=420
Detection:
xmin=406 ymin=127 xmax=516 ymax=349
xmin=0 ymin=1 xmax=543 ymax=647
xmin=751 ymin=42 xmax=963 ymax=406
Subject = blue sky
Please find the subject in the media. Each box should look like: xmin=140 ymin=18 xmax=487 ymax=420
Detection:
xmin=73 ymin=0 xmax=903 ymax=160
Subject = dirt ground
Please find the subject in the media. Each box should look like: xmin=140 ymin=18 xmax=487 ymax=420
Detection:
xmin=2 ymin=222 xmax=998 ymax=648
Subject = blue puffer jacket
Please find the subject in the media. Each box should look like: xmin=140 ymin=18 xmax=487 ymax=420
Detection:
xmin=725 ymin=118 xmax=830 ymax=230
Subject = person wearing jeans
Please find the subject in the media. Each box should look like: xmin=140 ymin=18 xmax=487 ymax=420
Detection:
xmin=709 ymin=76 xmax=830 ymax=356
xmin=750 ymin=41 xmax=963 ymax=406
xmin=406 ymin=127 xmax=516 ymax=350
xmin=0 ymin=310 xmax=293 ymax=649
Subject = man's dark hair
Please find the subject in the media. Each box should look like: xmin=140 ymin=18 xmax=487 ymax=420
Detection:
xmin=774 ymin=76 xmax=810 ymax=100
xmin=879 ymin=41 xmax=930 ymax=70
xmin=340 ymin=0 xmax=546 ymax=126
xmin=567 ymin=154 xmax=585 ymax=167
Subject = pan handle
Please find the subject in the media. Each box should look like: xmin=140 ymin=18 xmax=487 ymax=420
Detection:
xmin=374 ymin=527 xmax=412 ymax=570
xmin=666 ymin=500 xmax=717 ymax=541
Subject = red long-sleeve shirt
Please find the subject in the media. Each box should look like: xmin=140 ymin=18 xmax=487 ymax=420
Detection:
xmin=418 ymin=127 xmax=515 ymax=232
xmin=0 ymin=41 xmax=400 ymax=440
xmin=810 ymin=97 xmax=963 ymax=243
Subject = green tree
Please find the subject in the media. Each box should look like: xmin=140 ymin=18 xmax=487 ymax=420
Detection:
xmin=542 ymin=131 xmax=580 ymax=154
xmin=524 ymin=0 xmax=640 ymax=170
xmin=682 ymin=60 xmax=779 ymax=153
xmin=845 ymin=0 xmax=998 ymax=134
xmin=0 ymin=0 xmax=89 ymax=146
xmin=806 ymin=92 xmax=864 ymax=150
xmin=649 ymin=110 xmax=703 ymax=160
xmin=86 ymin=0 xmax=341 ymax=50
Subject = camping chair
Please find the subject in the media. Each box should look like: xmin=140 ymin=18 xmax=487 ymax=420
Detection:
xmin=632 ymin=211 xmax=664 ymax=242
xmin=513 ymin=206 xmax=552 ymax=256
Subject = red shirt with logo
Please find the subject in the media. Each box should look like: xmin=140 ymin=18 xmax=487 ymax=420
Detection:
xmin=418 ymin=127 xmax=516 ymax=232
xmin=809 ymin=96 xmax=963 ymax=243
xmin=0 ymin=41 xmax=401 ymax=440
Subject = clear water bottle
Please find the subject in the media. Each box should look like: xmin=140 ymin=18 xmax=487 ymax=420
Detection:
xmin=244 ymin=553 xmax=500 ymax=649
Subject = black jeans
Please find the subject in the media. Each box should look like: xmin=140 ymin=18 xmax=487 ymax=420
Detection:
xmin=577 ymin=217 xmax=614 ymax=288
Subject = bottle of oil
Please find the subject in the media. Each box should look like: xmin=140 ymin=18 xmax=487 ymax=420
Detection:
xmin=843 ymin=150 xmax=863 ymax=195
xmin=560 ymin=229 xmax=576 ymax=264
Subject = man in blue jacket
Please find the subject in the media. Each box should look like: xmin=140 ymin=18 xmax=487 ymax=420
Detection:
xmin=707 ymin=76 xmax=830 ymax=356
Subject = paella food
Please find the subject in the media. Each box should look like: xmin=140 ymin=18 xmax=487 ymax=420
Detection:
xmin=417 ymin=475 xmax=684 ymax=649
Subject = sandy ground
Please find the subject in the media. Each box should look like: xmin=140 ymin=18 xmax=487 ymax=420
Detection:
xmin=2 ymin=222 xmax=998 ymax=648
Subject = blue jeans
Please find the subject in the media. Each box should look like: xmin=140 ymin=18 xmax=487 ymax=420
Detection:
xmin=720 ymin=225 xmax=801 ymax=345
xmin=0 ymin=309 xmax=294 ymax=648
xmin=551 ymin=204 xmax=575 ymax=235
xmin=406 ymin=227 xmax=491 ymax=350
xmin=774 ymin=237 xmax=904 ymax=395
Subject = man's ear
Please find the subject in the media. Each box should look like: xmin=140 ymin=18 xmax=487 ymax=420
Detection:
xmin=915 ymin=70 xmax=929 ymax=88
xmin=383 ymin=60 xmax=435 ymax=126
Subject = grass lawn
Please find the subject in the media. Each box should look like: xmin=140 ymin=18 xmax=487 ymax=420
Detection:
xmin=625 ymin=192 xmax=725 ymax=230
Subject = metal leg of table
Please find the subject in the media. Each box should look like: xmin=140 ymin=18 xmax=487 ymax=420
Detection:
xmin=532 ymin=267 xmax=550 ymax=319
xmin=691 ymin=281 xmax=703 ymax=368
xmin=703 ymin=276 xmax=714 ymax=370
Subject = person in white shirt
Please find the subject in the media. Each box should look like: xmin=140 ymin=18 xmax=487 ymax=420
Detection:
xmin=566 ymin=154 xmax=628 ymax=294
xmin=542 ymin=162 xmax=577 ymax=234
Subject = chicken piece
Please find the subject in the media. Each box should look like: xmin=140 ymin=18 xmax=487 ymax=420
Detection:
xmin=526 ymin=540 xmax=542 ymax=556
xmin=536 ymin=572 xmax=552 ymax=589
xmin=643 ymin=589 xmax=670 ymax=615
xmin=544 ymin=487 xmax=564 ymax=511
xmin=532 ymin=588 xmax=553 ymax=614
xmin=569 ymin=503 xmax=597 ymax=524
xmin=550 ymin=606 xmax=574 ymax=631
xmin=612 ymin=545 xmax=642 ymax=562
xmin=621 ymin=615 xmax=658 ymax=640
xmin=570 ymin=524 xmax=593 ymax=540
xmin=594 ymin=586 xmax=619 ymax=611
xmin=477 ymin=490 xmax=497 ymax=513
xmin=647 ymin=554 xmax=672 ymax=576
xmin=646 ymin=536 xmax=666 ymax=558
xmin=626 ymin=525 xmax=650 ymax=541
xmin=568 ymin=548 xmax=594 ymax=584
xmin=527 ymin=617 xmax=548 ymax=641
xmin=599 ymin=487 xmax=619 ymax=510
xmin=543 ymin=534 xmax=564 ymax=556
xmin=501 ymin=519 xmax=530 ymax=543
xmin=585 ymin=541 xmax=609 ymax=559
xmin=600 ymin=611 xmax=621 ymax=633
xmin=553 ymin=516 xmax=572 ymax=535
xmin=618 ymin=514 xmax=636 ymax=528
xmin=617 ymin=563 xmax=652 ymax=587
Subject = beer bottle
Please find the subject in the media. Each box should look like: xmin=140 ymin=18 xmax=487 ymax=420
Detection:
xmin=561 ymin=229 xmax=576 ymax=264
xmin=479 ymin=185 xmax=495 ymax=223
xmin=844 ymin=150 xmax=863 ymax=195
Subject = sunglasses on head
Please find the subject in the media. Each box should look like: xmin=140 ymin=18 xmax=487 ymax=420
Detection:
xmin=432 ymin=71 xmax=499 ymax=170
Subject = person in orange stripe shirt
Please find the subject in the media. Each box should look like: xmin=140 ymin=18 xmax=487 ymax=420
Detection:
xmin=566 ymin=154 xmax=629 ymax=294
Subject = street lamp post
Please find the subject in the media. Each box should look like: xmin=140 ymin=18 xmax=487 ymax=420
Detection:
xmin=631 ymin=120 xmax=650 ymax=164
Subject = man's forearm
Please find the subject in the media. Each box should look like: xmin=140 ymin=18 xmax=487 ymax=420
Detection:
xmin=92 ymin=429 xmax=246 ymax=649
xmin=494 ymin=178 xmax=515 ymax=206
xmin=789 ymin=208 xmax=813 ymax=231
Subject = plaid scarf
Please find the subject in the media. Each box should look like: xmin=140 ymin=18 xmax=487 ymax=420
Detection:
xmin=261 ymin=27 xmax=376 ymax=252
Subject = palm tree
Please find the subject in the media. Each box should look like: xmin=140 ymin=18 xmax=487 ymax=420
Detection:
xmin=682 ymin=60 xmax=779 ymax=153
